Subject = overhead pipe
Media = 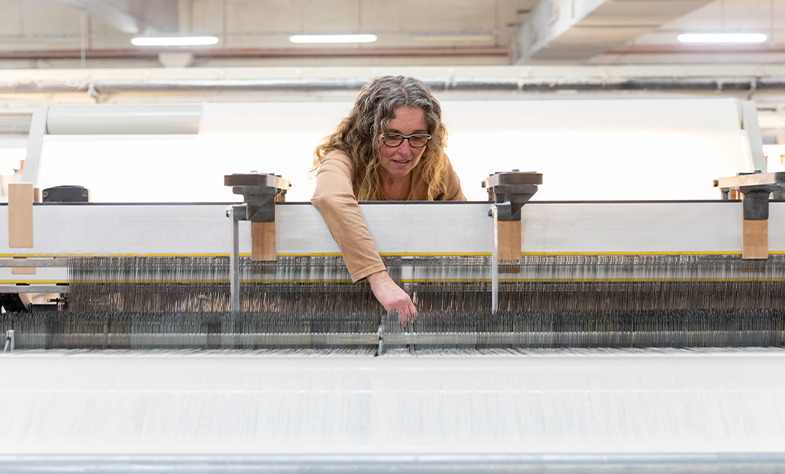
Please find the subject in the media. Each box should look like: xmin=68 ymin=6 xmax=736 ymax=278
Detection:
xmin=2 ymin=78 xmax=785 ymax=95
xmin=45 ymin=103 xmax=202 ymax=134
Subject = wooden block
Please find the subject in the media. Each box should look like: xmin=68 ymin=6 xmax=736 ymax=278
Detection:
xmin=12 ymin=267 xmax=36 ymax=275
xmin=11 ymin=257 xmax=36 ymax=275
xmin=9 ymin=183 xmax=34 ymax=248
xmin=742 ymin=219 xmax=768 ymax=260
xmin=12 ymin=267 xmax=37 ymax=275
xmin=496 ymin=220 xmax=521 ymax=261
xmin=251 ymin=221 xmax=276 ymax=261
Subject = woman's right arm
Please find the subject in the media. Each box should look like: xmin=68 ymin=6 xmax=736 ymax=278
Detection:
xmin=311 ymin=152 xmax=417 ymax=322
xmin=311 ymin=151 xmax=386 ymax=281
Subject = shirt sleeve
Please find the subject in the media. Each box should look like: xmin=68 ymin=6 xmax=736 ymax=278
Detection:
xmin=310 ymin=151 xmax=386 ymax=282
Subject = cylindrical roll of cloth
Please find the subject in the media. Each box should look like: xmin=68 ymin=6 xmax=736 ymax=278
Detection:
xmin=0 ymin=350 xmax=784 ymax=471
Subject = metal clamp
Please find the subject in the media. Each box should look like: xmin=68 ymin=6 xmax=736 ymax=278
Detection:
xmin=483 ymin=171 xmax=542 ymax=314
xmin=224 ymin=173 xmax=291 ymax=222
xmin=223 ymin=173 xmax=290 ymax=313
xmin=3 ymin=330 xmax=13 ymax=352
xmin=713 ymin=171 xmax=785 ymax=220
xmin=226 ymin=205 xmax=246 ymax=313
xmin=483 ymin=170 xmax=542 ymax=221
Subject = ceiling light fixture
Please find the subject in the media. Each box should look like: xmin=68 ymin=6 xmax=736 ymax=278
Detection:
xmin=676 ymin=33 xmax=768 ymax=44
xmin=288 ymin=34 xmax=377 ymax=44
xmin=131 ymin=35 xmax=220 ymax=47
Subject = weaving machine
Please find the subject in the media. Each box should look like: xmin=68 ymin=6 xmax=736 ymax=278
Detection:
xmin=2 ymin=102 xmax=785 ymax=472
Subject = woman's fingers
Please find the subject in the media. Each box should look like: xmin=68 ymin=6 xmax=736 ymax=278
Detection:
xmin=367 ymin=270 xmax=418 ymax=324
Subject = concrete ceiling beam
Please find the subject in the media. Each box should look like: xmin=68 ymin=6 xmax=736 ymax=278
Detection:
xmin=510 ymin=0 xmax=714 ymax=64
xmin=52 ymin=0 xmax=142 ymax=34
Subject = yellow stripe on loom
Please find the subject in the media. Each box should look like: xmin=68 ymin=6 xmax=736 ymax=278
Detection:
xmin=0 ymin=280 xmax=67 ymax=284
xmin=18 ymin=277 xmax=783 ymax=284
xmin=3 ymin=253 xmax=345 ymax=258
xmin=277 ymin=252 xmax=493 ymax=257
xmin=0 ymin=253 xmax=241 ymax=258
xmin=0 ymin=254 xmax=65 ymax=258
xmin=20 ymin=279 xmax=357 ymax=284
xmin=276 ymin=253 xmax=343 ymax=257
xmin=5 ymin=251 xmax=778 ymax=258
xmin=66 ymin=278 xmax=785 ymax=283
xmin=520 ymin=251 xmax=745 ymax=256
xmin=402 ymin=278 xmax=785 ymax=283
xmin=306 ymin=251 xmax=751 ymax=257
xmin=379 ymin=252 xmax=491 ymax=257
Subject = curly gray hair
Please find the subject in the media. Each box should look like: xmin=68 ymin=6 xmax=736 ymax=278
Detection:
xmin=314 ymin=75 xmax=449 ymax=200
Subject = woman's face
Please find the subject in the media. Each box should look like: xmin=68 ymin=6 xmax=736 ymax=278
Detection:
xmin=377 ymin=106 xmax=428 ymax=179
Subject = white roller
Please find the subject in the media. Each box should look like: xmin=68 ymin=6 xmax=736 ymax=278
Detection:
xmin=0 ymin=200 xmax=780 ymax=286
xmin=44 ymin=104 xmax=202 ymax=135
xmin=0 ymin=349 xmax=783 ymax=472
xmin=29 ymin=98 xmax=759 ymax=202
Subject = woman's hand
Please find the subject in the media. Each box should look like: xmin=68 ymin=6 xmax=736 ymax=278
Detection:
xmin=366 ymin=270 xmax=417 ymax=325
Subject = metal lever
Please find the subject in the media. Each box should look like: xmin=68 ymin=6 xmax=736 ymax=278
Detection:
xmin=226 ymin=204 xmax=247 ymax=313
xmin=713 ymin=170 xmax=785 ymax=217
xmin=483 ymin=170 xmax=542 ymax=221
xmin=224 ymin=172 xmax=291 ymax=222
xmin=714 ymin=171 xmax=785 ymax=260
xmin=224 ymin=173 xmax=290 ymax=312
xmin=484 ymin=171 xmax=542 ymax=314
xmin=3 ymin=330 xmax=14 ymax=352
xmin=490 ymin=204 xmax=500 ymax=314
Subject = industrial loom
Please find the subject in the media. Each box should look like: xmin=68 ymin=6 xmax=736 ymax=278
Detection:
xmin=1 ymin=103 xmax=785 ymax=473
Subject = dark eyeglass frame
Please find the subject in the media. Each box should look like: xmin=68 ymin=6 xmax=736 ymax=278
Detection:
xmin=381 ymin=132 xmax=432 ymax=148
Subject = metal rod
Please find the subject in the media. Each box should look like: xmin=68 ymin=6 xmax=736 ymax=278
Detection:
xmin=490 ymin=205 xmax=499 ymax=314
xmin=9 ymin=332 xmax=380 ymax=349
xmin=3 ymin=330 xmax=13 ymax=352
xmin=227 ymin=204 xmax=246 ymax=313
xmin=4 ymin=452 xmax=785 ymax=473
xmin=5 ymin=77 xmax=785 ymax=96
xmin=0 ymin=258 xmax=69 ymax=268
xmin=0 ymin=285 xmax=70 ymax=294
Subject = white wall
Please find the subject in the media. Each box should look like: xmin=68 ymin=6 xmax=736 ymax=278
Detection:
xmin=33 ymin=98 xmax=755 ymax=203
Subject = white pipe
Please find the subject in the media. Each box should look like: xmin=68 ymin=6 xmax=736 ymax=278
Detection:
xmin=2 ymin=452 xmax=785 ymax=473
xmin=490 ymin=205 xmax=499 ymax=314
xmin=228 ymin=204 xmax=245 ymax=312
xmin=45 ymin=104 xmax=202 ymax=135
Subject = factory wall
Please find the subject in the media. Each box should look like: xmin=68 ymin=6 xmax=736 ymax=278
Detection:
xmin=26 ymin=98 xmax=757 ymax=203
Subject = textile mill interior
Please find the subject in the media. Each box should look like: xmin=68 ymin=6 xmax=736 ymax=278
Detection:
xmin=2 ymin=0 xmax=785 ymax=472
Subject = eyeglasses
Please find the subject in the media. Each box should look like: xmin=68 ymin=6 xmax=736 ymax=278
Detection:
xmin=381 ymin=133 xmax=431 ymax=148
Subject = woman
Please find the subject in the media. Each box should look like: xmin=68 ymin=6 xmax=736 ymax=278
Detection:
xmin=311 ymin=75 xmax=466 ymax=322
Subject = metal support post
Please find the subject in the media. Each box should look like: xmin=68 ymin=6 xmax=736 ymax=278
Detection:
xmin=484 ymin=170 xmax=542 ymax=315
xmin=227 ymin=204 xmax=247 ymax=313
xmin=3 ymin=330 xmax=14 ymax=352
xmin=490 ymin=205 xmax=500 ymax=314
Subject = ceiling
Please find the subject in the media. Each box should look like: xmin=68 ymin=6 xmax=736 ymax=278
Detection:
xmin=0 ymin=0 xmax=784 ymax=139
xmin=0 ymin=0 xmax=781 ymax=68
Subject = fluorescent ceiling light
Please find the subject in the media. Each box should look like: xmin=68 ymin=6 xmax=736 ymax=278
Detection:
xmin=131 ymin=35 xmax=220 ymax=46
xmin=677 ymin=33 xmax=767 ymax=44
xmin=288 ymin=34 xmax=377 ymax=44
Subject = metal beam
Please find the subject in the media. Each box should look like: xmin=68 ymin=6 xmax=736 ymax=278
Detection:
xmin=54 ymin=0 xmax=141 ymax=34
xmin=510 ymin=0 xmax=714 ymax=63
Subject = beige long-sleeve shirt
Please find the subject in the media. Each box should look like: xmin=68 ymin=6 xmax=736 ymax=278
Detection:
xmin=311 ymin=150 xmax=466 ymax=282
